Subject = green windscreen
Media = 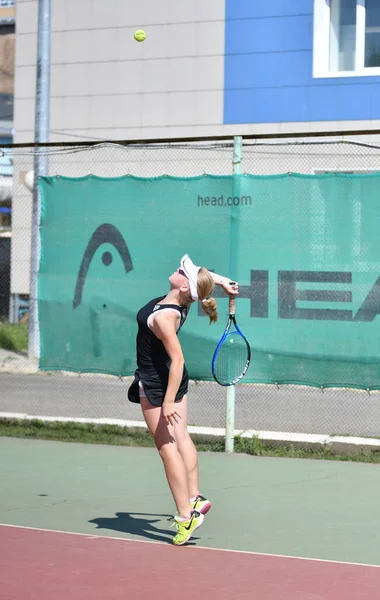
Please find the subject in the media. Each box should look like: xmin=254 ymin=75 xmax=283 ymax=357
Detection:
xmin=38 ymin=173 xmax=380 ymax=389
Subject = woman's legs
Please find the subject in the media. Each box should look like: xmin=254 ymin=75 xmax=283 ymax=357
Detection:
xmin=140 ymin=393 xmax=194 ymax=519
xmin=171 ymin=396 xmax=200 ymax=500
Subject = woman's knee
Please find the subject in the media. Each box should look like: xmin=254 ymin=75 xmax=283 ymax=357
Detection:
xmin=173 ymin=422 xmax=192 ymax=443
xmin=156 ymin=438 xmax=177 ymax=461
xmin=153 ymin=422 xmax=175 ymax=450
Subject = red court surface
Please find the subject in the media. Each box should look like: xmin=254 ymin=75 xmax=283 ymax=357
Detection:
xmin=2 ymin=524 xmax=380 ymax=600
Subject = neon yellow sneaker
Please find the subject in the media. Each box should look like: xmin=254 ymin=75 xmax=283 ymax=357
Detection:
xmin=191 ymin=494 xmax=212 ymax=515
xmin=172 ymin=510 xmax=204 ymax=546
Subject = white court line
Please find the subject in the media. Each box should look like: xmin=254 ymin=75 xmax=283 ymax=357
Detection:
xmin=1 ymin=522 xmax=380 ymax=570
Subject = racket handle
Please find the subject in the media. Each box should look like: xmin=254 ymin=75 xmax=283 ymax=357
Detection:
xmin=229 ymin=295 xmax=236 ymax=315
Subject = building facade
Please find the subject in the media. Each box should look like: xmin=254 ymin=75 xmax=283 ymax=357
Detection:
xmin=13 ymin=0 xmax=380 ymax=144
xmin=9 ymin=0 xmax=380 ymax=314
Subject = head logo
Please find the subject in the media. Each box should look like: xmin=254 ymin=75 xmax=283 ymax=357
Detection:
xmin=73 ymin=223 xmax=133 ymax=309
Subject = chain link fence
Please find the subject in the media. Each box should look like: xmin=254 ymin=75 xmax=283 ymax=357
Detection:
xmin=2 ymin=133 xmax=380 ymax=457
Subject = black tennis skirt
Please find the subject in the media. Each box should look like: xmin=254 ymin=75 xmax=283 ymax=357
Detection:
xmin=127 ymin=367 xmax=189 ymax=407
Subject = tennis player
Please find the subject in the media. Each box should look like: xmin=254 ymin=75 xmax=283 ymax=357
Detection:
xmin=128 ymin=254 xmax=238 ymax=545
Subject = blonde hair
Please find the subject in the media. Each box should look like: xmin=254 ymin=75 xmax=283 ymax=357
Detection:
xmin=181 ymin=267 xmax=218 ymax=323
xmin=197 ymin=267 xmax=218 ymax=324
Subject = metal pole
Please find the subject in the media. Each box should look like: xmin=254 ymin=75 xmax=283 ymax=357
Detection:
xmin=28 ymin=0 xmax=51 ymax=359
xmin=225 ymin=135 xmax=242 ymax=453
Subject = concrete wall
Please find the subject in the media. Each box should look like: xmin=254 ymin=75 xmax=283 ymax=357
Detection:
xmin=13 ymin=0 xmax=226 ymax=144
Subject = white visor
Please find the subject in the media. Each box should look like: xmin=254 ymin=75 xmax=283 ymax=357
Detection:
xmin=180 ymin=254 xmax=201 ymax=300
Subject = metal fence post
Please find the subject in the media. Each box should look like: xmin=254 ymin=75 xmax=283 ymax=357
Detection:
xmin=28 ymin=0 xmax=51 ymax=359
xmin=225 ymin=135 xmax=243 ymax=453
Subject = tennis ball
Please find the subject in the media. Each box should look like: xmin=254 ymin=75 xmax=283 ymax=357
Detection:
xmin=230 ymin=338 xmax=234 ymax=343
xmin=134 ymin=29 xmax=146 ymax=42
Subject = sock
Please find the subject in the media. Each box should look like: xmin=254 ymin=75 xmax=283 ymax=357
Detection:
xmin=190 ymin=495 xmax=198 ymax=503
xmin=179 ymin=514 xmax=192 ymax=522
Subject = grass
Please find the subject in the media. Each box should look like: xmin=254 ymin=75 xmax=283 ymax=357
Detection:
xmin=0 ymin=419 xmax=156 ymax=447
xmin=0 ymin=322 xmax=28 ymax=352
xmin=1 ymin=419 xmax=380 ymax=462
xmin=0 ymin=418 xmax=225 ymax=452
xmin=233 ymin=435 xmax=380 ymax=463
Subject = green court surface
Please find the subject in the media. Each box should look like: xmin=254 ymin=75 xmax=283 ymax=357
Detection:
xmin=1 ymin=436 xmax=380 ymax=565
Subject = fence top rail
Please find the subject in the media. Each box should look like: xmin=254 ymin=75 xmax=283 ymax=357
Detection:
xmin=2 ymin=127 xmax=380 ymax=150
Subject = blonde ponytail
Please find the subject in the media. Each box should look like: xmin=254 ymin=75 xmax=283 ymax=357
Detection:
xmin=201 ymin=297 xmax=218 ymax=323
xmin=197 ymin=267 xmax=218 ymax=324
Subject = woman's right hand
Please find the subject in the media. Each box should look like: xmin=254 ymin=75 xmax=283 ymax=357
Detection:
xmin=162 ymin=400 xmax=181 ymax=426
xmin=221 ymin=279 xmax=239 ymax=296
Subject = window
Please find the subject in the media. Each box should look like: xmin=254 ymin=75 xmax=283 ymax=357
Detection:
xmin=313 ymin=0 xmax=380 ymax=77
xmin=0 ymin=208 xmax=11 ymax=230
xmin=365 ymin=0 xmax=380 ymax=67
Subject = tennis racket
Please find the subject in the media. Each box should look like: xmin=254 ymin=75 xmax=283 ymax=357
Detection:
xmin=212 ymin=293 xmax=251 ymax=386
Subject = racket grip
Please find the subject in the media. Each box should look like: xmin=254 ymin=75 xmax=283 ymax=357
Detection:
xmin=229 ymin=295 xmax=236 ymax=315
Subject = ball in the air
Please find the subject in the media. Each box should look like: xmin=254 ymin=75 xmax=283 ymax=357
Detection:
xmin=134 ymin=29 xmax=146 ymax=42
xmin=230 ymin=338 xmax=234 ymax=343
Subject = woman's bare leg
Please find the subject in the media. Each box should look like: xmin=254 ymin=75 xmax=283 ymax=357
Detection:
xmin=140 ymin=394 xmax=193 ymax=519
xmin=172 ymin=395 xmax=200 ymax=499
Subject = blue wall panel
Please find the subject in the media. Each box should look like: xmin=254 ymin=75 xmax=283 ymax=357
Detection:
xmin=224 ymin=0 xmax=380 ymax=124
xmin=226 ymin=0 xmax=314 ymax=19
xmin=226 ymin=15 xmax=313 ymax=54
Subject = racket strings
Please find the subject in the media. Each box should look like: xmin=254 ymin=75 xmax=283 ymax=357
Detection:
xmin=213 ymin=332 xmax=249 ymax=385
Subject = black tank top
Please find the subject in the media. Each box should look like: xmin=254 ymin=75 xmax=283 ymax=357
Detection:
xmin=136 ymin=296 xmax=188 ymax=375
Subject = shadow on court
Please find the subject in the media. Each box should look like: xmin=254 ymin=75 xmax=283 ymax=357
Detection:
xmin=89 ymin=512 xmax=198 ymax=544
